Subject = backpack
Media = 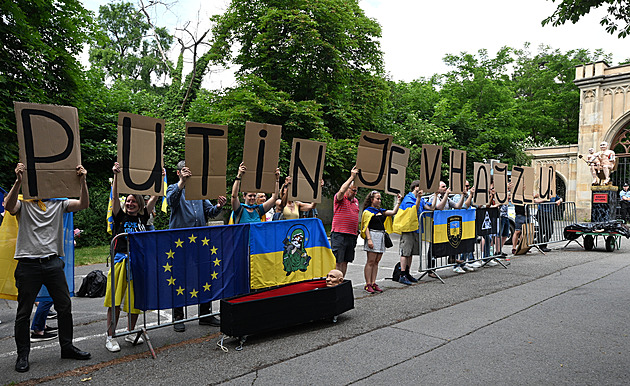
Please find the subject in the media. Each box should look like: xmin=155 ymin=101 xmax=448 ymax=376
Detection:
xmin=76 ymin=270 xmax=107 ymax=298
xmin=391 ymin=262 xmax=402 ymax=281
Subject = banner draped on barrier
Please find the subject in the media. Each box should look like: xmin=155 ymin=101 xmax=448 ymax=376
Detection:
xmin=0 ymin=205 xmax=75 ymax=301
xmin=249 ymin=218 xmax=335 ymax=289
xmin=432 ymin=208 xmax=475 ymax=257
xmin=128 ymin=225 xmax=250 ymax=311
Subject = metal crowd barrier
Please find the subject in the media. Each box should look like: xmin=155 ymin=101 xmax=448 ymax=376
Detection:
xmin=417 ymin=210 xmax=507 ymax=284
xmin=107 ymin=233 xmax=221 ymax=359
xmin=524 ymin=202 xmax=577 ymax=253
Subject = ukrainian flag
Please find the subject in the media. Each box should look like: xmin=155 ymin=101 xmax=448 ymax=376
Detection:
xmin=249 ymin=218 xmax=335 ymax=289
xmin=106 ymin=184 xmax=114 ymax=235
xmin=360 ymin=207 xmax=393 ymax=239
xmin=160 ymin=174 xmax=168 ymax=213
xmin=393 ymin=192 xmax=419 ymax=234
xmin=432 ymin=208 xmax=475 ymax=257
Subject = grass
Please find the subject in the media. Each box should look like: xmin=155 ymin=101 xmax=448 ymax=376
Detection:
xmin=74 ymin=245 xmax=110 ymax=266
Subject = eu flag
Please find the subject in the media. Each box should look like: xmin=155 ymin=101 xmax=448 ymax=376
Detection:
xmin=128 ymin=224 xmax=250 ymax=311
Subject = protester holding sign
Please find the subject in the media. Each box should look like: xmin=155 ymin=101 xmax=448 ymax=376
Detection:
xmin=360 ymin=190 xmax=401 ymax=293
xmin=230 ymin=162 xmax=279 ymax=224
xmin=166 ymin=160 xmax=227 ymax=332
xmin=331 ymin=166 xmax=360 ymax=276
xmin=104 ymin=162 xmax=161 ymax=353
xmin=279 ymin=176 xmax=321 ymax=220
xmin=6 ymin=163 xmax=91 ymax=373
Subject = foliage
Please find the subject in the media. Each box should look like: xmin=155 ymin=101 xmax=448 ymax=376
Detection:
xmin=542 ymin=0 xmax=630 ymax=38
xmin=0 ymin=0 xmax=92 ymax=187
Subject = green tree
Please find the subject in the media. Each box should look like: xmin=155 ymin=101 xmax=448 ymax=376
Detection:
xmin=0 ymin=0 xmax=92 ymax=187
xmin=209 ymin=0 xmax=388 ymax=138
xmin=542 ymin=0 xmax=630 ymax=38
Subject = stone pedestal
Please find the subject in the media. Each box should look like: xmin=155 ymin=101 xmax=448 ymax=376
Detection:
xmin=591 ymin=186 xmax=618 ymax=222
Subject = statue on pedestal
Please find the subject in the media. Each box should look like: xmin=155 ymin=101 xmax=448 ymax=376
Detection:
xmin=596 ymin=141 xmax=616 ymax=185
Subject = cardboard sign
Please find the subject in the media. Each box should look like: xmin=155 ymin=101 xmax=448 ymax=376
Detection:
xmin=493 ymin=163 xmax=509 ymax=204
xmin=386 ymin=144 xmax=410 ymax=196
xmin=185 ymin=122 xmax=228 ymax=200
xmin=419 ymin=144 xmax=442 ymax=193
xmin=537 ymin=164 xmax=553 ymax=201
xmin=355 ymin=131 xmax=392 ymax=190
xmin=449 ymin=149 xmax=467 ymax=194
xmin=511 ymin=166 xmax=524 ymax=206
xmin=241 ymin=121 xmax=282 ymax=193
xmin=523 ymin=166 xmax=535 ymax=204
xmin=473 ymin=162 xmax=491 ymax=207
xmin=288 ymin=138 xmax=326 ymax=203
xmin=117 ymin=112 xmax=165 ymax=196
xmin=15 ymin=102 xmax=82 ymax=199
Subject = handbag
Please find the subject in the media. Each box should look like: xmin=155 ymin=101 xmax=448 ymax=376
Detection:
xmin=384 ymin=232 xmax=393 ymax=248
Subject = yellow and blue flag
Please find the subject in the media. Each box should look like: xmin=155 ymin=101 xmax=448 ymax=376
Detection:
xmin=393 ymin=192 xmax=419 ymax=234
xmin=249 ymin=218 xmax=335 ymax=289
xmin=360 ymin=207 xmax=393 ymax=239
xmin=106 ymin=183 xmax=114 ymax=235
xmin=128 ymin=225 xmax=250 ymax=311
xmin=0 ymin=200 xmax=75 ymax=300
xmin=160 ymin=174 xmax=168 ymax=213
xmin=432 ymin=208 xmax=475 ymax=257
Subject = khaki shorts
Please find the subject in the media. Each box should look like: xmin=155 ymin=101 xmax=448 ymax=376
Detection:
xmin=399 ymin=231 xmax=419 ymax=256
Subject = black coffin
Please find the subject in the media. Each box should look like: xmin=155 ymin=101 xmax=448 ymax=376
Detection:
xmin=220 ymin=279 xmax=354 ymax=337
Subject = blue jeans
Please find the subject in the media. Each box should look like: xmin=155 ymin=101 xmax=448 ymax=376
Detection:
xmin=31 ymin=299 xmax=53 ymax=332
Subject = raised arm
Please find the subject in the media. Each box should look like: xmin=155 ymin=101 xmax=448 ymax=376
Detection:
xmin=262 ymin=168 xmax=281 ymax=213
xmin=4 ymin=163 xmax=24 ymax=215
xmin=335 ymin=166 xmax=358 ymax=201
xmin=111 ymin=162 xmax=122 ymax=216
xmin=231 ymin=162 xmax=246 ymax=212
xmin=384 ymin=193 xmax=402 ymax=216
xmin=435 ymin=189 xmax=450 ymax=210
xmin=66 ymin=165 xmax=89 ymax=212
xmin=279 ymin=176 xmax=291 ymax=210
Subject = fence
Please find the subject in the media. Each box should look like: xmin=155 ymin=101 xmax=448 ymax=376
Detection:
xmin=417 ymin=209 xmax=507 ymax=283
xmin=525 ymin=202 xmax=577 ymax=251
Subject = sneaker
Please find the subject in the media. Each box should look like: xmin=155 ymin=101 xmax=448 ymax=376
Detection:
xmin=501 ymin=258 xmax=511 ymax=266
xmin=364 ymin=284 xmax=375 ymax=294
xmin=44 ymin=325 xmax=58 ymax=333
xmin=398 ymin=275 xmax=412 ymax=285
xmin=463 ymin=264 xmax=475 ymax=272
xmin=470 ymin=261 xmax=482 ymax=268
xmin=541 ymin=247 xmax=551 ymax=252
xmin=372 ymin=283 xmax=383 ymax=293
xmin=124 ymin=334 xmax=144 ymax=345
xmin=47 ymin=310 xmax=57 ymax=320
xmin=173 ymin=322 xmax=186 ymax=332
xmin=453 ymin=266 xmax=466 ymax=274
xmin=105 ymin=337 xmax=120 ymax=352
xmin=30 ymin=331 xmax=57 ymax=342
xmin=485 ymin=259 xmax=499 ymax=267
xmin=406 ymin=273 xmax=419 ymax=283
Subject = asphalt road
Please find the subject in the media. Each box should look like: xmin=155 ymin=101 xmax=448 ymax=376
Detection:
xmin=1 ymin=234 xmax=629 ymax=385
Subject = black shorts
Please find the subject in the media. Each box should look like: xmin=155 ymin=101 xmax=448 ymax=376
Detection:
xmin=330 ymin=232 xmax=358 ymax=263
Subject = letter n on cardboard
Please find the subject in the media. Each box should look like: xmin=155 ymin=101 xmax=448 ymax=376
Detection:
xmin=288 ymin=138 xmax=326 ymax=203
xmin=185 ymin=122 xmax=228 ymax=200
xmin=117 ymin=112 xmax=164 ymax=196
xmin=15 ymin=102 xmax=81 ymax=199
xmin=355 ymin=131 xmax=392 ymax=190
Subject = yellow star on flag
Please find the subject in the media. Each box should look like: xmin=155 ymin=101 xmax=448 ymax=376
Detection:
xmin=213 ymin=257 xmax=221 ymax=266
xmin=210 ymin=246 xmax=218 ymax=255
xmin=163 ymin=262 xmax=172 ymax=272
xmin=166 ymin=249 xmax=175 ymax=259
xmin=203 ymin=282 xmax=211 ymax=291
xmin=202 ymin=237 xmax=209 ymax=246
xmin=167 ymin=277 xmax=176 ymax=286
xmin=211 ymin=271 xmax=218 ymax=280
xmin=175 ymin=239 xmax=184 ymax=248
xmin=190 ymin=289 xmax=198 ymax=298
xmin=189 ymin=234 xmax=197 ymax=243
xmin=176 ymin=286 xmax=185 ymax=295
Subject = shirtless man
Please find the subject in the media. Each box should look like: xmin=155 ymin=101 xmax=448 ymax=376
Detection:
xmin=596 ymin=141 xmax=615 ymax=185
xmin=586 ymin=148 xmax=601 ymax=185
